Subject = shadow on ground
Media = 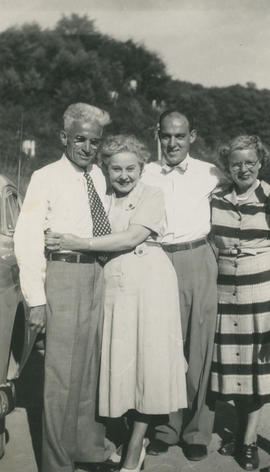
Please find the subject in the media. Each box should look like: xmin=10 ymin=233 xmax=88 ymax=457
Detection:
xmin=7 ymin=348 xmax=270 ymax=472
xmin=15 ymin=345 xmax=44 ymax=470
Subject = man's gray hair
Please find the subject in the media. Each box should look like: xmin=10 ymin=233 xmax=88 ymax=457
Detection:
xmin=63 ymin=103 xmax=111 ymax=132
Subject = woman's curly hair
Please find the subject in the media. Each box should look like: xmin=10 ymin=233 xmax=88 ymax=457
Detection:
xmin=219 ymin=135 xmax=270 ymax=174
xmin=98 ymin=134 xmax=151 ymax=171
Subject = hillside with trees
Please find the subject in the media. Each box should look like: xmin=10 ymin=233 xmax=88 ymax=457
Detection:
xmin=0 ymin=14 xmax=270 ymax=187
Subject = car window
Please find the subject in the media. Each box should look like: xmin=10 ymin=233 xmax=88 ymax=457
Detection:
xmin=5 ymin=191 xmax=20 ymax=232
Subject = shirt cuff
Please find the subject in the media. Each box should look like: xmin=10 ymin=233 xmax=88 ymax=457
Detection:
xmin=22 ymin=290 xmax=47 ymax=308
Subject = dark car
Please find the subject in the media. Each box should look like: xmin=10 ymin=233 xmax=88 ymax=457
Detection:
xmin=0 ymin=175 xmax=34 ymax=459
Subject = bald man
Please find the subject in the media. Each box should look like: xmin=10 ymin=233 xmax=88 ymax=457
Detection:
xmin=142 ymin=110 xmax=220 ymax=461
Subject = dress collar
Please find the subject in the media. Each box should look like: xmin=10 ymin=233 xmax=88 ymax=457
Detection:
xmin=235 ymin=180 xmax=260 ymax=202
xmin=111 ymin=181 xmax=144 ymax=211
xmin=222 ymin=179 xmax=261 ymax=205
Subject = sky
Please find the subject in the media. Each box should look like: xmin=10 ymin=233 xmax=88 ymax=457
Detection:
xmin=0 ymin=0 xmax=270 ymax=89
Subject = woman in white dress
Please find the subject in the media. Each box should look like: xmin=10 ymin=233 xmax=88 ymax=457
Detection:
xmin=46 ymin=135 xmax=187 ymax=471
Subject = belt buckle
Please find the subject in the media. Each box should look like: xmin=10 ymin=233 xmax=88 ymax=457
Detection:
xmin=230 ymin=247 xmax=241 ymax=256
xmin=97 ymin=254 xmax=108 ymax=264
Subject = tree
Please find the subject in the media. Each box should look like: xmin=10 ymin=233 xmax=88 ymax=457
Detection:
xmin=0 ymin=14 xmax=270 ymax=184
xmin=55 ymin=14 xmax=96 ymax=36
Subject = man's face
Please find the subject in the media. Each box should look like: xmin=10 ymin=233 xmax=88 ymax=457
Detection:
xmin=61 ymin=119 xmax=103 ymax=169
xmin=159 ymin=114 xmax=196 ymax=166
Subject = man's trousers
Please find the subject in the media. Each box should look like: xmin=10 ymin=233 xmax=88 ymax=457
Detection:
xmin=155 ymin=242 xmax=218 ymax=446
xmin=41 ymin=260 xmax=109 ymax=472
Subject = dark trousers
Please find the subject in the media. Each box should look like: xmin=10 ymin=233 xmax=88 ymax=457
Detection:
xmin=41 ymin=260 xmax=109 ymax=472
xmin=155 ymin=242 xmax=218 ymax=446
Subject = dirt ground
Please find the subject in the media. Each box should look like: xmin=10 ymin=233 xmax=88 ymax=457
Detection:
xmin=1 ymin=349 xmax=270 ymax=472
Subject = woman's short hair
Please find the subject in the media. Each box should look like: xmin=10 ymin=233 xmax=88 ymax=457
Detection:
xmin=63 ymin=103 xmax=110 ymax=132
xmin=98 ymin=134 xmax=151 ymax=170
xmin=219 ymin=135 xmax=270 ymax=172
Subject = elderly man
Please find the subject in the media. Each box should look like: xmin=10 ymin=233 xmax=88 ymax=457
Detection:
xmin=14 ymin=103 xmax=117 ymax=472
xmin=142 ymin=110 xmax=220 ymax=461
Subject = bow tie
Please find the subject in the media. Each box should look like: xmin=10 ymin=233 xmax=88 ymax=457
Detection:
xmin=161 ymin=160 xmax=189 ymax=174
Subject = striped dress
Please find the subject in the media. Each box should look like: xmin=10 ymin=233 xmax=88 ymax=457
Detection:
xmin=210 ymin=179 xmax=270 ymax=402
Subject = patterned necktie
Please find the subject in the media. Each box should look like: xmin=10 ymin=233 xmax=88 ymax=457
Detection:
xmin=84 ymin=171 xmax=111 ymax=236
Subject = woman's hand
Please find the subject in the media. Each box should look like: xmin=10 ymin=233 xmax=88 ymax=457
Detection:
xmin=259 ymin=343 xmax=270 ymax=362
xmin=45 ymin=231 xmax=61 ymax=251
xmin=45 ymin=231 xmax=83 ymax=251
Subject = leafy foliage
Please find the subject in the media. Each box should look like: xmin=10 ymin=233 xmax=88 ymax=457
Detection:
xmin=0 ymin=13 xmax=270 ymax=184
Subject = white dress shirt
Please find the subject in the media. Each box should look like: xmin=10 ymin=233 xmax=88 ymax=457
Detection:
xmin=14 ymin=155 xmax=107 ymax=307
xmin=141 ymin=154 xmax=220 ymax=244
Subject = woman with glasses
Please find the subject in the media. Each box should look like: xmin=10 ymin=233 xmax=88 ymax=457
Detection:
xmin=210 ymin=135 xmax=270 ymax=470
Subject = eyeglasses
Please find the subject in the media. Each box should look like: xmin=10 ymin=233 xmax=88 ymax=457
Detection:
xmin=229 ymin=159 xmax=259 ymax=171
xmin=73 ymin=137 xmax=101 ymax=149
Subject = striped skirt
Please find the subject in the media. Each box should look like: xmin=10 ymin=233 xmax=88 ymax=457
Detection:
xmin=211 ymin=251 xmax=270 ymax=402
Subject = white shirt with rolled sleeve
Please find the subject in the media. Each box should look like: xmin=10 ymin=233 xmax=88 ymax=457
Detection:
xmin=141 ymin=154 xmax=220 ymax=244
xmin=14 ymin=154 xmax=107 ymax=307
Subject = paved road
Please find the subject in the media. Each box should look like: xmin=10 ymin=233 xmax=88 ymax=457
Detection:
xmin=1 ymin=349 xmax=269 ymax=472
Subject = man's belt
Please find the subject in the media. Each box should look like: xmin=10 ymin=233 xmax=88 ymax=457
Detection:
xmin=46 ymin=252 xmax=96 ymax=264
xmin=163 ymin=237 xmax=208 ymax=253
